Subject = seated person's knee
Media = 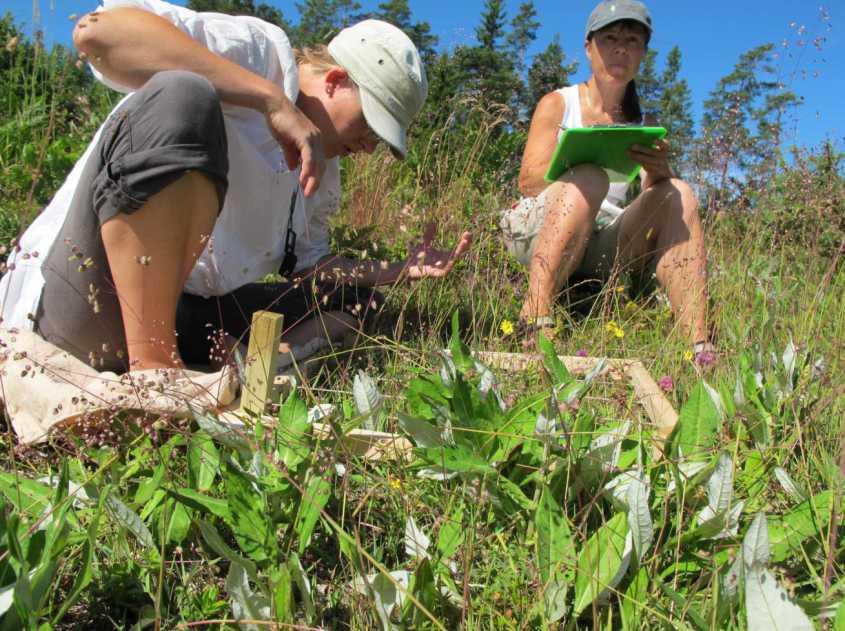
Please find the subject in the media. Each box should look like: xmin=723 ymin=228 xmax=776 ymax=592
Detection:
xmin=141 ymin=70 xmax=224 ymax=145
xmin=563 ymin=163 xmax=609 ymax=208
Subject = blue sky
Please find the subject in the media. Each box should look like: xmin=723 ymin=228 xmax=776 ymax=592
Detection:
xmin=5 ymin=0 xmax=842 ymax=149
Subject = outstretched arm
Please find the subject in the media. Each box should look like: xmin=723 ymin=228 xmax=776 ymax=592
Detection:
xmin=73 ymin=7 xmax=325 ymax=195
xmin=308 ymin=223 xmax=472 ymax=287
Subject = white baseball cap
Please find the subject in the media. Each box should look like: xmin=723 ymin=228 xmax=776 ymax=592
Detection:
xmin=328 ymin=20 xmax=428 ymax=159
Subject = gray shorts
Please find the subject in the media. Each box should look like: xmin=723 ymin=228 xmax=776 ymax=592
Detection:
xmin=499 ymin=190 xmax=624 ymax=279
xmin=36 ymin=70 xmax=229 ymax=372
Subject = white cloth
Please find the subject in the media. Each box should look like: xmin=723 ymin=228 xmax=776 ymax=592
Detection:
xmin=557 ymin=84 xmax=631 ymax=220
xmin=0 ymin=327 xmax=238 ymax=444
xmin=0 ymin=0 xmax=340 ymax=330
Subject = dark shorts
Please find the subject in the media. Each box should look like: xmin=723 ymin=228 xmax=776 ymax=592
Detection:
xmin=35 ymin=70 xmax=377 ymax=373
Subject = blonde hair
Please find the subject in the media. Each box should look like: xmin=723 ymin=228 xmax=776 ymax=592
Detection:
xmin=294 ymin=45 xmax=342 ymax=74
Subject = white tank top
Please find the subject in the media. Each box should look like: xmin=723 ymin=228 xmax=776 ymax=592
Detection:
xmin=556 ymin=84 xmax=632 ymax=212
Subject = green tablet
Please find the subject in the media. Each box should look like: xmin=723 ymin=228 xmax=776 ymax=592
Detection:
xmin=544 ymin=125 xmax=667 ymax=184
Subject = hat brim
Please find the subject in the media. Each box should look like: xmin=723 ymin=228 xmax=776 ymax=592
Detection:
xmin=359 ymin=88 xmax=407 ymax=160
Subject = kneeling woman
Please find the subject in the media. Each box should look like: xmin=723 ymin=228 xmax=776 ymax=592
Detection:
xmin=501 ymin=0 xmax=710 ymax=355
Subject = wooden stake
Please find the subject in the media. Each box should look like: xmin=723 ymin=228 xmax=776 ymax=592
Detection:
xmin=239 ymin=311 xmax=284 ymax=416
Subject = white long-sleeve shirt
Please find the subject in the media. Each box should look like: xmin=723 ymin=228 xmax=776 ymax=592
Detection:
xmin=0 ymin=0 xmax=339 ymax=330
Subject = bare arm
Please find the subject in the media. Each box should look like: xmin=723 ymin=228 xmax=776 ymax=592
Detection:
xmin=306 ymin=224 xmax=472 ymax=287
xmin=73 ymin=7 xmax=325 ymax=195
xmin=632 ymin=114 xmax=675 ymax=190
xmin=518 ymin=91 xmax=565 ymax=197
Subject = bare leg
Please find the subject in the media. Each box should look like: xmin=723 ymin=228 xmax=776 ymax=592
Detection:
xmin=616 ymin=178 xmax=707 ymax=342
xmin=521 ymin=164 xmax=609 ymax=323
xmin=101 ymin=170 xmax=219 ymax=371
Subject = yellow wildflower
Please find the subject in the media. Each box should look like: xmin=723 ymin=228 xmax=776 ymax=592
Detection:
xmin=389 ymin=478 xmax=402 ymax=491
xmin=683 ymin=350 xmax=694 ymax=362
xmin=624 ymin=300 xmax=638 ymax=313
xmin=500 ymin=319 xmax=515 ymax=336
xmin=616 ymin=285 xmax=626 ymax=293
xmin=605 ymin=320 xmax=625 ymax=338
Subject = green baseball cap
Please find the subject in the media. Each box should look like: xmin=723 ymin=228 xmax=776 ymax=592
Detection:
xmin=585 ymin=0 xmax=652 ymax=39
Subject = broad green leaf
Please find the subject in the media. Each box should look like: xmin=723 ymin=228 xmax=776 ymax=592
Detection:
xmin=773 ymin=467 xmax=808 ymax=502
xmin=192 ymin=408 xmax=251 ymax=458
xmin=134 ymin=463 xmax=165 ymax=505
xmin=448 ymin=310 xmax=473 ymax=371
xmin=188 ymin=431 xmax=220 ymax=492
xmin=223 ymin=459 xmax=271 ymax=563
xmin=271 ymin=564 xmax=293 ymax=624
xmin=226 ymin=560 xmax=271 ymax=630
xmin=574 ymin=512 xmax=629 ymax=615
xmin=197 ymin=520 xmax=258 ymax=581
xmin=405 ymin=516 xmax=431 ymax=560
xmin=745 ymin=567 xmax=813 ymax=630
xmin=104 ymin=494 xmax=155 ymax=550
xmin=167 ymin=488 xmax=231 ymax=521
xmin=620 ymin=567 xmax=648 ymax=631
xmin=768 ymin=491 xmax=834 ymax=563
xmin=536 ymin=488 xmax=575 ymax=584
xmin=295 ymin=474 xmax=332 ymax=555
xmin=0 ymin=473 xmax=52 ymax=518
xmin=673 ymin=382 xmax=721 ymax=460
xmin=835 ymin=598 xmax=845 ymax=631
xmin=353 ymin=370 xmax=381 ymax=431
xmin=352 ymin=570 xmax=411 ymax=631
xmin=418 ymin=446 xmax=493 ymax=474
xmin=570 ymin=407 xmax=596 ymax=455
xmin=743 ymin=513 xmax=770 ymax=569
xmin=288 ymin=553 xmax=315 ymax=622
xmin=166 ymin=501 xmax=191 ymax=544
xmin=625 ymin=470 xmax=652 ymax=563
xmin=436 ymin=507 xmax=463 ymax=560
xmin=276 ymin=391 xmax=310 ymax=469
xmin=538 ymin=333 xmax=572 ymax=385
xmin=397 ymin=412 xmax=443 ymax=448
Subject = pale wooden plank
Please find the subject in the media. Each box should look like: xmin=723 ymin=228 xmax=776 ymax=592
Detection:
xmin=239 ymin=311 xmax=283 ymax=415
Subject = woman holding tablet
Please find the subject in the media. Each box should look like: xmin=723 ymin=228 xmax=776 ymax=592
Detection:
xmin=501 ymin=0 xmax=712 ymax=359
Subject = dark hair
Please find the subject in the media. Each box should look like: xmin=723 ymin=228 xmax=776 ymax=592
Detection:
xmin=621 ymin=80 xmax=642 ymax=123
xmin=587 ymin=19 xmax=648 ymax=123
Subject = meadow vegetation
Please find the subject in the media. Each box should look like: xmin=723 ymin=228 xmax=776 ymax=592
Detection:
xmin=0 ymin=6 xmax=843 ymax=630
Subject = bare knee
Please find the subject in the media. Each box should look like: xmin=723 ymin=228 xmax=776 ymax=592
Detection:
xmin=543 ymin=164 xmax=609 ymax=221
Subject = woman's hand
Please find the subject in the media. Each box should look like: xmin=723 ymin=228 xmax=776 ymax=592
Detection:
xmin=404 ymin=223 xmax=472 ymax=281
xmin=629 ymin=138 xmax=674 ymax=188
xmin=264 ymin=94 xmax=326 ymax=197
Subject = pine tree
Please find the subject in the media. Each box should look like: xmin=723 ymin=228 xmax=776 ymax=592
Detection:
xmin=294 ymin=0 xmax=361 ymax=47
xmin=636 ymin=49 xmax=659 ymax=116
xmin=694 ymin=43 xmax=799 ymax=212
xmin=370 ymin=0 xmax=438 ymax=63
xmin=526 ymin=35 xmax=577 ymax=110
xmin=475 ymin=0 xmax=507 ymax=50
xmin=187 ymin=0 xmax=290 ymax=30
xmin=507 ymin=1 xmax=539 ymax=73
xmin=657 ymin=46 xmax=694 ymax=168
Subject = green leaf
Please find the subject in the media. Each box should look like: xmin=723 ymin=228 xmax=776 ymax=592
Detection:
xmin=225 ymin=560 xmax=271 ymax=629
xmin=570 ymin=407 xmax=596 ymax=455
xmin=768 ymin=491 xmax=834 ymax=563
xmin=197 ymin=520 xmax=258 ymax=581
xmin=538 ymin=333 xmax=572 ymax=385
xmin=275 ymin=391 xmax=310 ymax=470
xmin=834 ymin=598 xmax=845 ymax=631
xmin=397 ymin=412 xmax=443 ymax=448
xmin=436 ymin=506 xmax=463 ymax=560
xmin=418 ymin=446 xmax=493 ymax=474
xmin=104 ymin=493 xmax=155 ymax=550
xmin=222 ymin=459 xmax=271 ymax=563
xmin=745 ymin=566 xmax=813 ymax=630
xmin=620 ymin=567 xmax=648 ymax=631
xmin=167 ymin=488 xmax=231 ymax=521
xmin=271 ymin=564 xmax=292 ymax=624
xmin=353 ymin=370 xmax=381 ymax=431
xmin=166 ymin=501 xmax=191 ymax=544
xmin=0 ymin=473 xmax=52 ymax=518
xmin=134 ymin=463 xmax=165 ymax=506
xmin=448 ymin=311 xmax=473 ymax=371
xmin=673 ymin=382 xmax=721 ymax=460
xmin=188 ymin=431 xmax=220 ymax=492
xmin=295 ymin=474 xmax=332 ymax=555
xmin=287 ymin=553 xmax=315 ymax=622
xmin=573 ymin=512 xmax=629 ymax=615
xmin=536 ymin=487 xmax=574 ymax=622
